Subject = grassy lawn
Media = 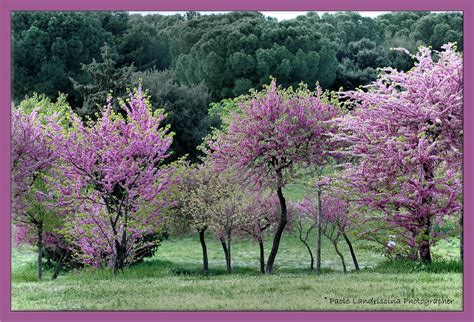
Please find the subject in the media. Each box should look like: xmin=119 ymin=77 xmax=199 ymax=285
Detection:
xmin=11 ymin=233 xmax=462 ymax=311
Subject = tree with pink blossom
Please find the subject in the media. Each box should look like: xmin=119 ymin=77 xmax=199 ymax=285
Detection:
xmin=336 ymin=44 xmax=463 ymax=263
xmin=240 ymin=192 xmax=280 ymax=273
xmin=288 ymin=198 xmax=317 ymax=271
xmin=50 ymin=86 xmax=174 ymax=273
xmin=210 ymin=80 xmax=340 ymax=274
xmin=289 ymin=194 xmax=360 ymax=272
xmin=11 ymin=95 xmax=73 ymax=279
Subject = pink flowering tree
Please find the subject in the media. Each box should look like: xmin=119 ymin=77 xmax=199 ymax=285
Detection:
xmin=319 ymin=195 xmax=359 ymax=273
xmin=288 ymin=198 xmax=317 ymax=270
xmin=51 ymin=86 xmax=174 ymax=273
xmin=11 ymin=94 xmax=76 ymax=279
xmin=240 ymin=192 xmax=280 ymax=273
xmin=336 ymin=44 xmax=463 ymax=263
xmin=289 ymin=195 xmax=360 ymax=272
xmin=11 ymin=109 xmax=56 ymax=279
xmin=210 ymin=80 xmax=340 ymax=274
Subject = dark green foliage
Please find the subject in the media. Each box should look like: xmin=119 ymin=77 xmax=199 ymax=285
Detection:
xmin=70 ymin=43 xmax=135 ymax=117
xmin=335 ymin=38 xmax=389 ymax=89
xmin=118 ymin=14 xmax=173 ymax=71
xmin=171 ymin=12 xmax=339 ymax=100
xmin=12 ymin=10 xmax=463 ymax=158
xmin=132 ymin=69 xmax=211 ymax=161
xmin=12 ymin=11 xmax=127 ymax=107
xmin=13 ymin=10 xmax=463 ymax=104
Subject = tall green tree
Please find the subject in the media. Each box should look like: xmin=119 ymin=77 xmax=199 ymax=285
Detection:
xmin=70 ymin=43 xmax=135 ymax=117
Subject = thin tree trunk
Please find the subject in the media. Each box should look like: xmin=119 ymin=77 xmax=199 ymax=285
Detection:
xmin=316 ymin=187 xmax=322 ymax=275
xmin=460 ymin=212 xmax=463 ymax=262
xmin=111 ymin=218 xmax=121 ymax=275
xmin=37 ymin=222 xmax=43 ymax=280
xmin=258 ymin=240 xmax=265 ymax=274
xmin=266 ymin=185 xmax=288 ymax=274
xmin=113 ymin=239 xmax=124 ymax=275
xmin=301 ymin=240 xmax=314 ymax=270
xmin=52 ymin=250 xmax=67 ymax=280
xmin=419 ymin=216 xmax=432 ymax=263
xmin=221 ymin=239 xmax=230 ymax=273
xmin=227 ymin=237 xmax=232 ymax=274
xmin=419 ymin=165 xmax=433 ymax=263
xmin=333 ymin=241 xmax=347 ymax=273
xmin=342 ymin=232 xmax=359 ymax=271
xmin=199 ymin=229 xmax=209 ymax=275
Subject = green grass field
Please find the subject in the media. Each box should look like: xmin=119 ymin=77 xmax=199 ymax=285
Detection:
xmin=11 ymin=233 xmax=462 ymax=311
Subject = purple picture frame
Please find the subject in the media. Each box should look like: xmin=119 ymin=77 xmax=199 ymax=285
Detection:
xmin=0 ymin=0 xmax=472 ymax=321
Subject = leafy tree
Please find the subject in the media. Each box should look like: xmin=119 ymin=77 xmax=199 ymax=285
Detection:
xmin=210 ymin=80 xmax=340 ymax=274
xmin=336 ymin=45 xmax=463 ymax=262
xmin=175 ymin=163 xmax=235 ymax=274
xmin=70 ymin=43 xmax=135 ymax=117
xmin=240 ymin=192 xmax=280 ymax=274
xmin=12 ymin=12 xmax=116 ymax=106
xmin=118 ymin=14 xmax=172 ymax=70
xmin=11 ymin=94 xmax=73 ymax=279
xmin=132 ymin=69 xmax=211 ymax=161
xmin=50 ymin=87 xmax=174 ymax=273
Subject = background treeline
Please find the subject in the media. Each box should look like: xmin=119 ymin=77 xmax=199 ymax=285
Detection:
xmin=12 ymin=11 xmax=463 ymax=160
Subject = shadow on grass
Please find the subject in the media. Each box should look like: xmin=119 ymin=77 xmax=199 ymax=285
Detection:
xmin=12 ymin=256 xmax=462 ymax=284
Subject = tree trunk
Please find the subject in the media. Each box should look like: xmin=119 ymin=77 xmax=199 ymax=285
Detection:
xmin=199 ymin=229 xmax=209 ymax=275
xmin=342 ymin=233 xmax=359 ymax=271
xmin=409 ymin=230 xmax=419 ymax=261
xmin=258 ymin=240 xmax=265 ymax=274
xmin=36 ymin=222 xmax=43 ymax=280
xmin=419 ymin=165 xmax=433 ymax=263
xmin=316 ymin=187 xmax=322 ymax=275
xmin=460 ymin=212 xmax=463 ymax=262
xmin=419 ymin=216 xmax=432 ymax=263
xmin=333 ymin=241 xmax=347 ymax=273
xmin=300 ymin=239 xmax=314 ymax=270
xmin=266 ymin=185 xmax=288 ymax=274
xmin=113 ymin=240 xmax=126 ymax=274
xmin=221 ymin=239 xmax=230 ymax=274
xmin=52 ymin=250 xmax=67 ymax=280
xmin=227 ymin=237 xmax=232 ymax=274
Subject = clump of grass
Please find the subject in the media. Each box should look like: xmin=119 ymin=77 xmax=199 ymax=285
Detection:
xmin=373 ymin=259 xmax=462 ymax=274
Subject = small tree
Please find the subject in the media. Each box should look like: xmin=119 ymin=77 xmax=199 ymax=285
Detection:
xmin=51 ymin=86 xmax=173 ymax=273
xmin=211 ymin=80 xmax=340 ymax=274
xmin=320 ymin=196 xmax=361 ymax=273
xmin=290 ymin=193 xmax=360 ymax=272
xmin=11 ymin=94 xmax=72 ymax=279
xmin=176 ymin=163 xmax=235 ymax=274
xmin=11 ymin=110 xmax=54 ymax=279
xmin=241 ymin=192 xmax=279 ymax=273
xmin=207 ymin=175 xmax=246 ymax=274
xmin=288 ymin=198 xmax=317 ymax=271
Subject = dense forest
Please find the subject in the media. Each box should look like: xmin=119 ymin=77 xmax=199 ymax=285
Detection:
xmin=12 ymin=11 xmax=463 ymax=160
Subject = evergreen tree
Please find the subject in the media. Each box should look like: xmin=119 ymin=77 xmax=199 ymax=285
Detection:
xmin=70 ymin=43 xmax=135 ymax=117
